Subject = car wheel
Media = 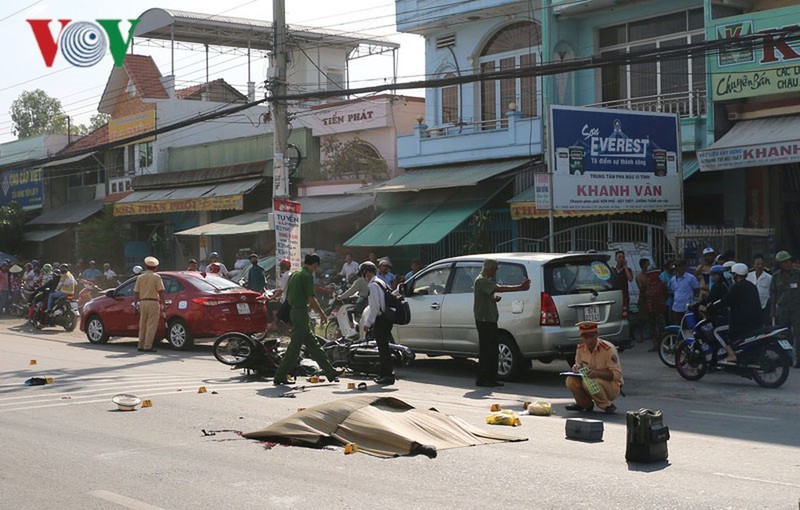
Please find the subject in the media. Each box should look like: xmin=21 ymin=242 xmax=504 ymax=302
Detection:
xmin=167 ymin=318 xmax=194 ymax=350
xmin=497 ymin=333 xmax=523 ymax=380
xmin=86 ymin=315 xmax=109 ymax=344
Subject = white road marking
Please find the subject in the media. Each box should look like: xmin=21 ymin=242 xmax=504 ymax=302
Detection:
xmin=689 ymin=410 xmax=778 ymax=421
xmin=89 ymin=490 xmax=167 ymax=510
xmin=0 ymin=374 xmax=197 ymax=388
xmin=714 ymin=473 xmax=800 ymax=488
xmin=0 ymin=384 xmax=262 ymax=412
xmin=0 ymin=379 xmax=208 ymax=403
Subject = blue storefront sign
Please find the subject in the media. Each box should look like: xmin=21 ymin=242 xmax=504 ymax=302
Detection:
xmin=549 ymin=105 xmax=681 ymax=211
xmin=0 ymin=167 xmax=43 ymax=210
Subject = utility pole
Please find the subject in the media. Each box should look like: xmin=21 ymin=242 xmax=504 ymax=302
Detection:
xmin=271 ymin=0 xmax=289 ymax=200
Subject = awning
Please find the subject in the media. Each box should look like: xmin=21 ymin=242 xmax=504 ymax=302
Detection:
xmin=682 ymin=157 xmax=700 ymax=180
xmin=345 ymin=189 xmax=492 ymax=247
xmin=174 ymin=194 xmax=373 ymax=236
xmin=38 ymin=152 xmax=96 ymax=168
xmin=27 ymin=200 xmax=103 ymax=226
xmin=114 ymin=179 xmax=261 ymax=216
xmin=175 ymin=211 xmax=270 ymax=237
xmin=355 ymin=160 xmax=530 ymax=193
xmin=508 ymin=187 xmax=635 ymax=220
xmin=698 ymin=116 xmax=800 ymax=172
xmin=23 ymin=228 xmax=68 ymax=242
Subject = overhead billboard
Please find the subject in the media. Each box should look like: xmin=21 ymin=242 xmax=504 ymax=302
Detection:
xmin=708 ymin=5 xmax=800 ymax=100
xmin=549 ymin=105 xmax=681 ymax=211
xmin=0 ymin=167 xmax=43 ymax=210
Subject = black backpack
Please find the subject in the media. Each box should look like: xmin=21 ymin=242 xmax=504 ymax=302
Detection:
xmin=375 ymin=279 xmax=411 ymax=325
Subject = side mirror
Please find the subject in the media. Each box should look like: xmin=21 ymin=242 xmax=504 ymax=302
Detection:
xmin=105 ymin=289 xmax=115 ymax=298
xmin=398 ymin=283 xmax=408 ymax=296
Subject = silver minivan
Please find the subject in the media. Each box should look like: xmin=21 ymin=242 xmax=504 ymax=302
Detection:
xmin=396 ymin=252 xmax=630 ymax=379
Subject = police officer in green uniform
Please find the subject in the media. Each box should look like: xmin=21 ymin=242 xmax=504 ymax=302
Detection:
xmin=273 ymin=253 xmax=343 ymax=385
xmin=770 ymin=250 xmax=800 ymax=368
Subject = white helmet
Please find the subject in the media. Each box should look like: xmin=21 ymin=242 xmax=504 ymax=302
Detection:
xmin=722 ymin=261 xmax=736 ymax=271
xmin=731 ymin=263 xmax=748 ymax=276
xmin=132 ymin=265 xmax=143 ymax=275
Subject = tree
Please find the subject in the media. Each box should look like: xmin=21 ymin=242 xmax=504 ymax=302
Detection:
xmin=9 ymin=89 xmax=68 ymax=138
xmin=462 ymin=211 xmax=492 ymax=255
xmin=75 ymin=206 xmax=128 ymax=269
xmin=321 ymin=137 xmax=389 ymax=180
xmin=75 ymin=113 xmax=110 ymax=136
xmin=0 ymin=202 xmax=26 ymax=253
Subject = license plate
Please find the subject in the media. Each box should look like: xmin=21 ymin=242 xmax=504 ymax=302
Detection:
xmin=236 ymin=303 xmax=250 ymax=315
xmin=583 ymin=305 xmax=600 ymax=322
xmin=778 ymin=339 xmax=792 ymax=350
xmin=70 ymin=302 xmax=79 ymax=312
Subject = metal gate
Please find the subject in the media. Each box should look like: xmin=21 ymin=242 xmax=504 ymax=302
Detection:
xmin=499 ymin=220 xmax=673 ymax=265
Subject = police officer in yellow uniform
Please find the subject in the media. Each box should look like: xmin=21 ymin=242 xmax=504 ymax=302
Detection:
xmin=565 ymin=322 xmax=624 ymax=414
xmin=134 ymin=256 xmax=165 ymax=352
xmin=770 ymin=250 xmax=800 ymax=368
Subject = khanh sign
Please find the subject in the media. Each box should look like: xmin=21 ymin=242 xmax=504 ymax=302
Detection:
xmin=709 ymin=6 xmax=800 ymax=100
xmin=0 ymin=168 xmax=43 ymax=210
xmin=698 ymin=141 xmax=800 ymax=171
xmin=549 ymin=106 xmax=681 ymax=211
xmin=273 ymin=199 xmax=301 ymax=272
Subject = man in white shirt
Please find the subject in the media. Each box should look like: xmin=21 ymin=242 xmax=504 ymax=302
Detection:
xmin=277 ymin=259 xmax=292 ymax=302
xmin=361 ymin=261 xmax=395 ymax=385
xmin=340 ymin=253 xmax=359 ymax=282
xmin=205 ymin=252 xmax=229 ymax=278
xmin=747 ymin=254 xmax=772 ymax=326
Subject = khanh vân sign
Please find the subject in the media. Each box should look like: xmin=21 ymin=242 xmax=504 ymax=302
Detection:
xmin=549 ymin=105 xmax=681 ymax=211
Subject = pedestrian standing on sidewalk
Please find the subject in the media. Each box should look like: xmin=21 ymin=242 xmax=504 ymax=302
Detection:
xmin=245 ymin=253 xmax=266 ymax=293
xmin=612 ymin=251 xmax=633 ymax=313
xmin=473 ymin=259 xmax=530 ymax=387
xmin=770 ymin=251 xmax=800 ymax=368
xmin=134 ymin=256 xmax=165 ymax=353
xmin=273 ymin=253 xmax=341 ymax=385
xmin=669 ymin=260 xmax=699 ymax=325
xmin=0 ymin=261 xmax=10 ymax=315
xmin=747 ymin=254 xmax=772 ymax=326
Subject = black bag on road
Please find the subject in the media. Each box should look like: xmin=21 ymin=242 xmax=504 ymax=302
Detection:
xmin=625 ymin=408 xmax=670 ymax=463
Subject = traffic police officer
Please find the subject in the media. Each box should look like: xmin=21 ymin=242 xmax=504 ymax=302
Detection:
xmin=770 ymin=250 xmax=800 ymax=368
xmin=565 ymin=322 xmax=624 ymax=414
xmin=134 ymin=256 xmax=165 ymax=352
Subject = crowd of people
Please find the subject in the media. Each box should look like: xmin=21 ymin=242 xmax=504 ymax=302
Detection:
xmin=628 ymin=247 xmax=800 ymax=367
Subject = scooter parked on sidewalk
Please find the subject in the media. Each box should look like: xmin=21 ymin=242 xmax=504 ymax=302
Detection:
xmin=674 ymin=304 xmax=792 ymax=388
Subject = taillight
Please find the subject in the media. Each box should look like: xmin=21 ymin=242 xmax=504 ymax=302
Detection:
xmin=540 ymin=292 xmax=560 ymax=326
xmin=256 ymin=295 xmax=267 ymax=304
xmin=192 ymin=297 xmax=226 ymax=306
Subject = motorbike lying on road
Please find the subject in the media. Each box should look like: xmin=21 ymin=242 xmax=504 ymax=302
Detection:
xmin=30 ymin=293 xmax=79 ymax=332
xmin=674 ymin=303 xmax=793 ymax=388
xmin=212 ymin=330 xmax=415 ymax=378
xmin=8 ymin=288 xmax=33 ymax=318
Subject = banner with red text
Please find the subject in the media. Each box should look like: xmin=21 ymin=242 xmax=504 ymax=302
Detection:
xmin=273 ymin=199 xmax=302 ymax=271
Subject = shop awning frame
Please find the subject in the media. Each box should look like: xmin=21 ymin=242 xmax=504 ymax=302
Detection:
xmin=698 ymin=116 xmax=800 ymax=172
xmin=27 ymin=200 xmax=104 ymax=226
xmin=114 ymin=179 xmax=261 ymax=216
xmin=354 ymin=160 xmax=532 ymax=193
xmin=23 ymin=228 xmax=68 ymax=242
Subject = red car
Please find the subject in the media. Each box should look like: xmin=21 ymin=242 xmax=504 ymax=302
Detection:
xmin=80 ymin=272 xmax=267 ymax=350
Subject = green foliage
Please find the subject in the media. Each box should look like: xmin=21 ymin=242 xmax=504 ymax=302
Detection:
xmin=75 ymin=206 xmax=128 ymax=268
xmin=75 ymin=113 xmax=110 ymax=137
xmin=10 ymin=89 xmax=68 ymax=138
xmin=0 ymin=202 xmax=26 ymax=252
xmin=462 ymin=210 xmax=492 ymax=255
xmin=321 ymin=137 xmax=389 ymax=180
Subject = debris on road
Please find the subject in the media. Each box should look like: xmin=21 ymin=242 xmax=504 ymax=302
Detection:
xmin=112 ymin=394 xmax=142 ymax=411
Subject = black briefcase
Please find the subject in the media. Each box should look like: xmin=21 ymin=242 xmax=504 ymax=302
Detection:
xmin=625 ymin=408 xmax=669 ymax=463
xmin=565 ymin=417 xmax=604 ymax=442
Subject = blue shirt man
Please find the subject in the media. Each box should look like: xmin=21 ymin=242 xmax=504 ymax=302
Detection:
xmin=669 ymin=260 xmax=699 ymax=320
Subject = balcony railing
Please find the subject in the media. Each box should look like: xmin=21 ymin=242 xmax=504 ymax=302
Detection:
xmin=420 ymin=117 xmax=511 ymax=138
xmin=588 ymin=90 xmax=707 ymax=118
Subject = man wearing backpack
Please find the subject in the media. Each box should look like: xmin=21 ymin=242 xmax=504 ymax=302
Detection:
xmin=473 ymin=259 xmax=530 ymax=387
xmin=361 ymin=261 xmax=396 ymax=385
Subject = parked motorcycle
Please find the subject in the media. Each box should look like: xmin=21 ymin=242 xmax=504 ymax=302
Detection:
xmin=657 ymin=305 xmax=698 ymax=368
xmin=77 ymin=278 xmax=105 ymax=311
xmin=323 ymin=331 xmax=415 ymax=375
xmin=674 ymin=304 xmax=792 ymax=388
xmin=8 ymin=288 xmax=33 ymax=318
xmin=31 ymin=294 xmax=79 ymax=332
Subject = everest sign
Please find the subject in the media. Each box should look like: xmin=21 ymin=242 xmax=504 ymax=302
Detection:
xmin=27 ymin=19 xmax=139 ymax=68
xmin=549 ymin=105 xmax=681 ymax=211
